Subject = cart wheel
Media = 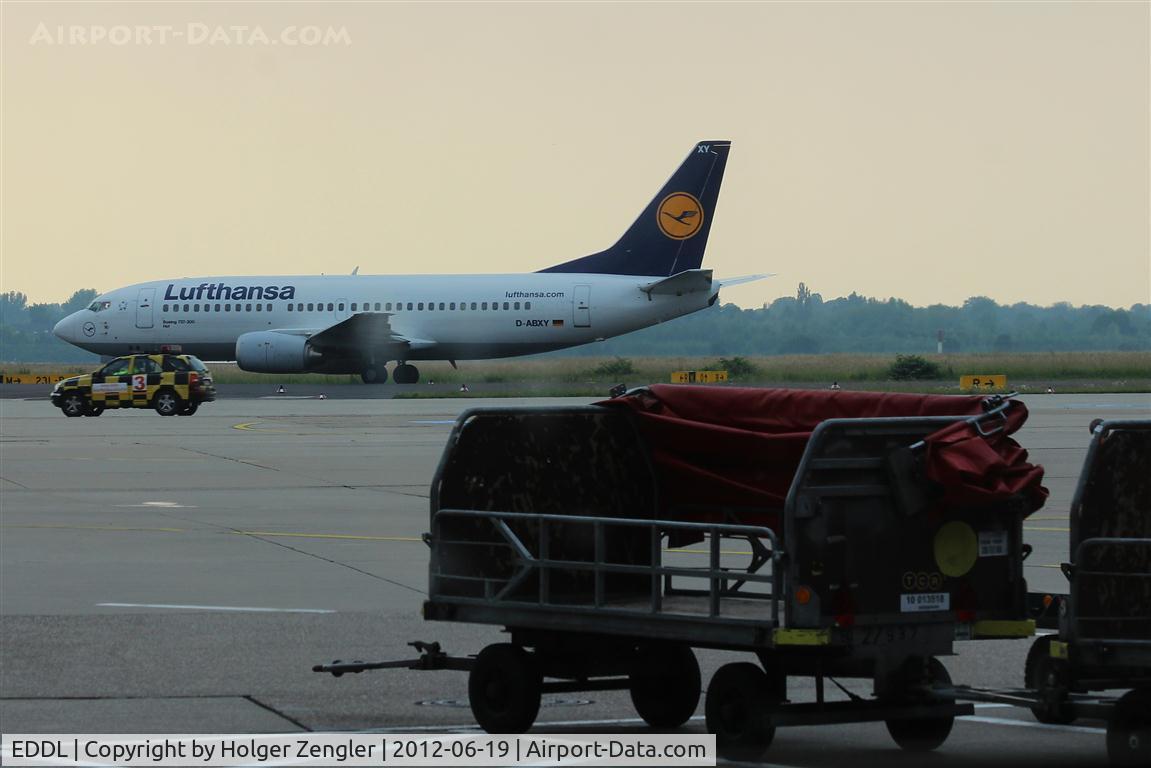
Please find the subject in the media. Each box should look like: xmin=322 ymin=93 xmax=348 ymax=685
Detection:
xmin=628 ymin=643 xmax=701 ymax=728
xmin=1107 ymin=688 xmax=1151 ymax=767
xmin=467 ymin=644 xmax=541 ymax=734
xmin=706 ymin=662 xmax=777 ymax=761
xmin=885 ymin=657 xmax=955 ymax=752
xmin=1024 ymin=635 xmax=1076 ymax=725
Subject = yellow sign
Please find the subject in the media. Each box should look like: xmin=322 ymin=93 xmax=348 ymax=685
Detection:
xmin=1 ymin=373 xmax=69 ymax=385
xmin=960 ymin=374 xmax=1008 ymax=391
xmin=670 ymin=370 xmax=728 ymax=384
xmin=656 ymin=192 xmax=704 ymax=240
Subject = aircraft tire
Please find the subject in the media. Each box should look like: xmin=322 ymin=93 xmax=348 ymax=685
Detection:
xmin=361 ymin=366 xmax=387 ymax=384
xmin=394 ymin=364 xmax=419 ymax=384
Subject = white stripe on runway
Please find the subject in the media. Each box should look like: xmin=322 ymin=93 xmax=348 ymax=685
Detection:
xmin=97 ymin=602 xmax=335 ymax=614
xmin=959 ymin=714 xmax=1105 ymax=735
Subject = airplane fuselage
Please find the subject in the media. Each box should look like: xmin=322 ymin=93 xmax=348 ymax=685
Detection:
xmin=55 ymin=272 xmax=716 ymax=367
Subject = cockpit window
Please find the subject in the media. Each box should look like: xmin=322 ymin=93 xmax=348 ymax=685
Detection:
xmin=88 ymin=301 xmax=112 ymax=313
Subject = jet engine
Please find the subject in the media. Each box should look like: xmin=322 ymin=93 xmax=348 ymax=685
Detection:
xmin=236 ymin=331 xmax=321 ymax=373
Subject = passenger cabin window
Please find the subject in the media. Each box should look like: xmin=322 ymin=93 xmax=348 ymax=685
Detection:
xmin=288 ymin=304 xmax=294 ymax=312
xmin=338 ymin=303 xmax=344 ymax=311
xmin=351 ymin=303 xmax=357 ymax=311
xmin=266 ymin=304 xmax=272 ymax=312
xmin=162 ymin=304 xmax=169 ymax=312
xmin=471 ymin=302 xmax=477 ymax=310
xmin=503 ymin=302 xmax=509 ymax=310
xmin=327 ymin=303 xmax=334 ymax=311
xmin=449 ymin=302 xmax=456 ymax=310
xmin=385 ymin=303 xmax=392 ymax=311
xmin=514 ymin=302 xmax=520 ymax=310
xmin=407 ymin=303 xmax=413 ymax=310
xmin=215 ymin=304 xmax=221 ymax=312
xmin=481 ymin=302 xmax=488 ymax=310
xmin=245 ymin=303 xmax=252 ymax=312
xmin=375 ymin=303 xmax=382 ymax=311
xmin=526 ymin=301 xmax=531 ymax=310
xmin=439 ymin=302 xmax=445 ymax=310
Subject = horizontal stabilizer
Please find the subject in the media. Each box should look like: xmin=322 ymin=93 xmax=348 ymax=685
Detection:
xmin=641 ymin=269 xmax=713 ymax=297
xmin=716 ymin=273 xmax=773 ymax=288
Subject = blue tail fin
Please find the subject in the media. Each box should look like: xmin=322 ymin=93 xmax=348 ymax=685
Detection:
xmin=539 ymin=140 xmax=731 ymax=277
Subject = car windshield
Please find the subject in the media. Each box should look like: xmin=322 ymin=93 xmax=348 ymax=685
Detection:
xmin=87 ymin=301 xmax=112 ymax=313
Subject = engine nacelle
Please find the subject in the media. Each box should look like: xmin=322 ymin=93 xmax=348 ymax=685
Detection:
xmin=235 ymin=331 xmax=320 ymax=373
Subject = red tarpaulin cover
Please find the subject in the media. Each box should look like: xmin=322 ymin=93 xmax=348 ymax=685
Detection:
xmin=599 ymin=385 xmax=1048 ymax=530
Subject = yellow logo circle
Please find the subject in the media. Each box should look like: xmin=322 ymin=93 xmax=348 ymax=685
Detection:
xmin=657 ymin=192 xmax=704 ymax=240
xmin=933 ymin=521 xmax=979 ymax=578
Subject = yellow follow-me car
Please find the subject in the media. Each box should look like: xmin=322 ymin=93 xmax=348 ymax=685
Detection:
xmin=50 ymin=353 xmax=216 ymax=417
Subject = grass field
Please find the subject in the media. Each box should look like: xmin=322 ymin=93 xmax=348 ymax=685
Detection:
xmin=6 ymin=352 xmax=1150 ymax=393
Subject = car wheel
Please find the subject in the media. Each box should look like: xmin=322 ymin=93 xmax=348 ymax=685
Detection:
xmin=60 ymin=393 xmax=88 ymax=418
xmin=153 ymin=389 xmax=183 ymax=416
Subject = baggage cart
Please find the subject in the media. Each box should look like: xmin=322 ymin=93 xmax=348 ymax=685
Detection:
xmin=317 ymin=388 xmax=1048 ymax=760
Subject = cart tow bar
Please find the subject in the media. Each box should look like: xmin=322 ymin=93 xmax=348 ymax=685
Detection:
xmin=312 ymin=641 xmax=474 ymax=677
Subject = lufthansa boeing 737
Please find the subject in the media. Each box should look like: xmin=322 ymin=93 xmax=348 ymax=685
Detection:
xmin=53 ymin=141 xmax=762 ymax=383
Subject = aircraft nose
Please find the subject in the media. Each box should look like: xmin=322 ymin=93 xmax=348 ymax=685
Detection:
xmin=53 ymin=314 xmax=78 ymax=342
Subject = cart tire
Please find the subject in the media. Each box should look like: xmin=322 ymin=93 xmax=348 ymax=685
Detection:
xmin=885 ymin=657 xmax=955 ymax=752
xmin=1107 ymin=688 xmax=1151 ymax=767
xmin=706 ymin=662 xmax=777 ymax=761
xmin=1024 ymin=635 xmax=1076 ymax=725
xmin=467 ymin=644 xmax=541 ymax=734
xmin=628 ymin=644 xmax=701 ymax=728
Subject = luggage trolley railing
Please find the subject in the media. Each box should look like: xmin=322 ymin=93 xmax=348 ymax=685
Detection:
xmin=1068 ymin=537 xmax=1151 ymax=645
xmin=430 ymin=509 xmax=783 ymax=627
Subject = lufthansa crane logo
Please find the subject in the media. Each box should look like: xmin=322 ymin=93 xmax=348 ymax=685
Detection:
xmin=656 ymin=192 xmax=704 ymax=240
xmin=82 ymin=322 xmax=96 ymax=337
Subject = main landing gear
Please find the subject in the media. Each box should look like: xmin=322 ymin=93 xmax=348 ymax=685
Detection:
xmin=393 ymin=363 xmax=419 ymax=384
xmin=360 ymin=365 xmax=388 ymax=384
xmin=359 ymin=362 xmax=419 ymax=384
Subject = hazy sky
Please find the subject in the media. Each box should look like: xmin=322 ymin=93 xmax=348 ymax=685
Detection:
xmin=2 ymin=2 xmax=1148 ymax=309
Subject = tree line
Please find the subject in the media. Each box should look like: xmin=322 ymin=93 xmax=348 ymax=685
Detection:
xmin=0 ymin=285 xmax=1148 ymax=363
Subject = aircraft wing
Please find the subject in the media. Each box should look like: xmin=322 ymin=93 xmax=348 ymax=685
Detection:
xmin=298 ymin=313 xmax=434 ymax=354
